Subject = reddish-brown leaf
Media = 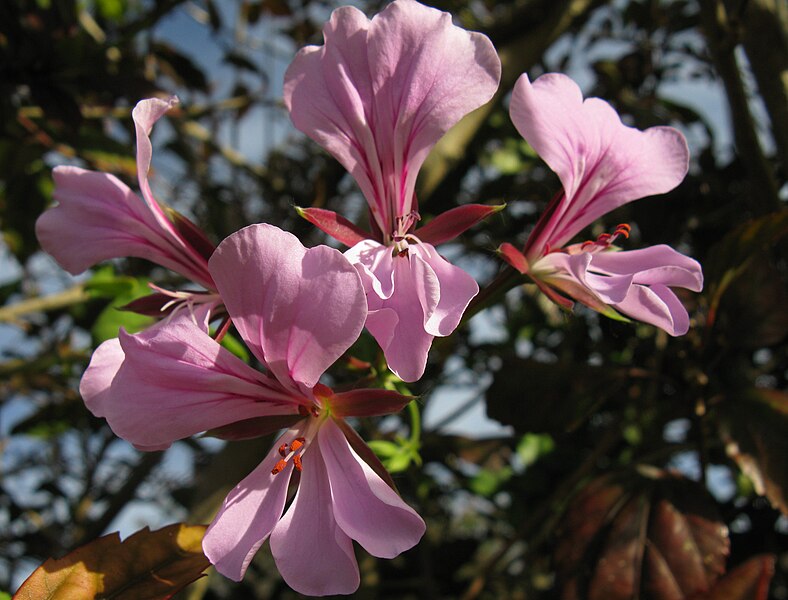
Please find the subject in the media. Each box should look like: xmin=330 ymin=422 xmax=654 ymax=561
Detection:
xmin=556 ymin=468 xmax=729 ymax=600
xmin=691 ymin=555 xmax=775 ymax=600
xmin=14 ymin=523 xmax=210 ymax=600
xmin=416 ymin=203 xmax=505 ymax=245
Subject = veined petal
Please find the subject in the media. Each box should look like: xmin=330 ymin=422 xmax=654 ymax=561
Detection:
xmin=320 ymin=419 xmax=425 ymax=559
xmin=36 ymin=167 xmax=213 ymax=288
xmin=132 ymin=97 xmax=216 ymax=283
xmin=79 ymin=337 xmax=124 ymax=422
xmin=345 ymin=239 xmax=396 ymax=299
xmin=511 ymin=73 xmax=689 ymax=254
xmin=270 ymin=439 xmax=360 ymax=596
xmin=209 ymin=224 xmax=367 ymax=390
xmin=203 ymin=426 xmax=301 ymax=581
xmin=612 ymin=283 xmax=691 ymax=336
xmin=411 ymin=244 xmax=478 ymax=337
xmin=586 ymin=245 xmax=703 ymax=292
xmin=284 ymin=0 xmax=500 ymax=235
xmin=102 ymin=321 xmax=297 ymax=450
xmin=364 ymin=254 xmax=435 ymax=382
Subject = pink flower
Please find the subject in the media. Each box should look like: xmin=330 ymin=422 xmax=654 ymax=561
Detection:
xmin=36 ymin=97 xmax=220 ymax=319
xmin=80 ymin=224 xmax=425 ymax=595
xmin=284 ymin=0 xmax=502 ymax=381
xmin=499 ymin=73 xmax=703 ymax=335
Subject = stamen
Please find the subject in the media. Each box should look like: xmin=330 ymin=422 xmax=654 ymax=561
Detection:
xmin=615 ymin=223 xmax=631 ymax=238
xmin=271 ymin=436 xmax=309 ymax=475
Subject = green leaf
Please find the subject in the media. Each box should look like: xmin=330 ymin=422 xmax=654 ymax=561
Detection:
xmin=13 ymin=524 xmax=210 ymax=600
xmin=470 ymin=466 xmax=513 ymax=497
xmin=516 ymin=433 xmax=555 ymax=467
xmin=91 ymin=275 xmax=154 ymax=343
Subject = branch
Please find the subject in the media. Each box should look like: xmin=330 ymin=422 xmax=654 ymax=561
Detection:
xmin=0 ymin=285 xmax=90 ymax=326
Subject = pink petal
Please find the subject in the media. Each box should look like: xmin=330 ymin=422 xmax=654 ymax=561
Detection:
xmin=203 ymin=427 xmax=301 ymax=581
xmin=284 ymin=0 xmax=500 ymax=235
xmin=345 ymin=240 xmax=396 ymax=299
xmin=270 ymin=439 xmax=360 ymax=596
xmin=132 ymin=97 xmax=214 ymax=281
xmin=103 ymin=321 xmax=297 ymax=450
xmin=411 ymin=244 xmax=478 ymax=337
xmin=209 ymin=224 xmax=367 ymax=390
xmin=320 ymin=419 xmax=425 ymax=558
xmin=36 ymin=167 xmax=213 ymax=287
xmin=613 ymin=283 xmax=691 ymax=336
xmin=364 ymin=255 xmax=435 ymax=382
xmin=586 ymin=245 xmax=703 ymax=292
xmin=511 ymin=73 xmax=689 ymax=254
xmin=79 ymin=337 xmax=124 ymax=421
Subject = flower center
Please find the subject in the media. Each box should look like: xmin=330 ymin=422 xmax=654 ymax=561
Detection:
xmin=391 ymin=210 xmax=421 ymax=254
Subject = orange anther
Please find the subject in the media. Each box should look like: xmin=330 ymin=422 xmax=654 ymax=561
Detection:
xmin=293 ymin=455 xmax=303 ymax=472
xmin=271 ymin=459 xmax=287 ymax=475
xmin=616 ymin=223 xmax=631 ymax=232
xmin=290 ymin=438 xmax=305 ymax=453
xmin=596 ymin=233 xmax=612 ymax=243
xmin=278 ymin=443 xmax=288 ymax=457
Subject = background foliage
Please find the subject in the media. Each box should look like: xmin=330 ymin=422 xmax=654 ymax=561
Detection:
xmin=1 ymin=0 xmax=786 ymax=598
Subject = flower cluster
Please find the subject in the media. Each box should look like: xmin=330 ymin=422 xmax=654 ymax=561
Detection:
xmin=36 ymin=0 xmax=702 ymax=596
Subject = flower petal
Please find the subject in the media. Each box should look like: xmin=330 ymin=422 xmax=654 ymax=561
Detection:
xmin=612 ymin=283 xmax=691 ymax=336
xmin=102 ymin=320 xmax=296 ymax=450
xmin=320 ymin=419 xmax=425 ymax=558
xmin=587 ymin=245 xmax=703 ymax=292
xmin=270 ymin=439 xmax=360 ymax=596
xmin=209 ymin=224 xmax=367 ymax=390
xmin=203 ymin=427 xmax=300 ymax=581
xmin=284 ymin=0 xmax=500 ymax=234
xmin=36 ymin=167 xmax=212 ymax=287
xmin=79 ymin=337 xmax=124 ymax=421
xmin=411 ymin=244 xmax=478 ymax=337
xmin=364 ymin=255 xmax=435 ymax=382
xmin=511 ymin=73 xmax=689 ymax=253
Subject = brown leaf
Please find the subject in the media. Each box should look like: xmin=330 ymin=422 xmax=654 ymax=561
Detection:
xmin=556 ymin=468 xmax=729 ymax=600
xmin=14 ymin=523 xmax=210 ymax=600
xmin=691 ymin=554 xmax=775 ymax=600
xmin=717 ymin=388 xmax=788 ymax=515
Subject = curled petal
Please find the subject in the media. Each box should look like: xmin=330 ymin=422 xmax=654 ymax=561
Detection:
xmin=103 ymin=321 xmax=296 ymax=450
xmin=532 ymin=245 xmax=702 ymax=335
xmin=411 ymin=244 xmax=478 ymax=337
xmin=613 ymin=282 xmax=691 ymax=336
xmin=204 ymin=427 xmax=301 ymax=581
xmin=37 ymin=167 xmax=213 ymax=288
xmin=209 ymin=224 xmax=367 ymax=391
xmin=320 ymin=419 xmax=425 ymax=559
xmin=80 ymin=337 xmax=124 ymax=422
xmin=285 ymin=0 xmax=500 ymax=234
xmin=511 ymin=73 xmax=689 ymax=254
xmin=270 ymin=440 xmax=360 ymax=596
xmin=586 ymin=245 xmax=703 ymax=292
